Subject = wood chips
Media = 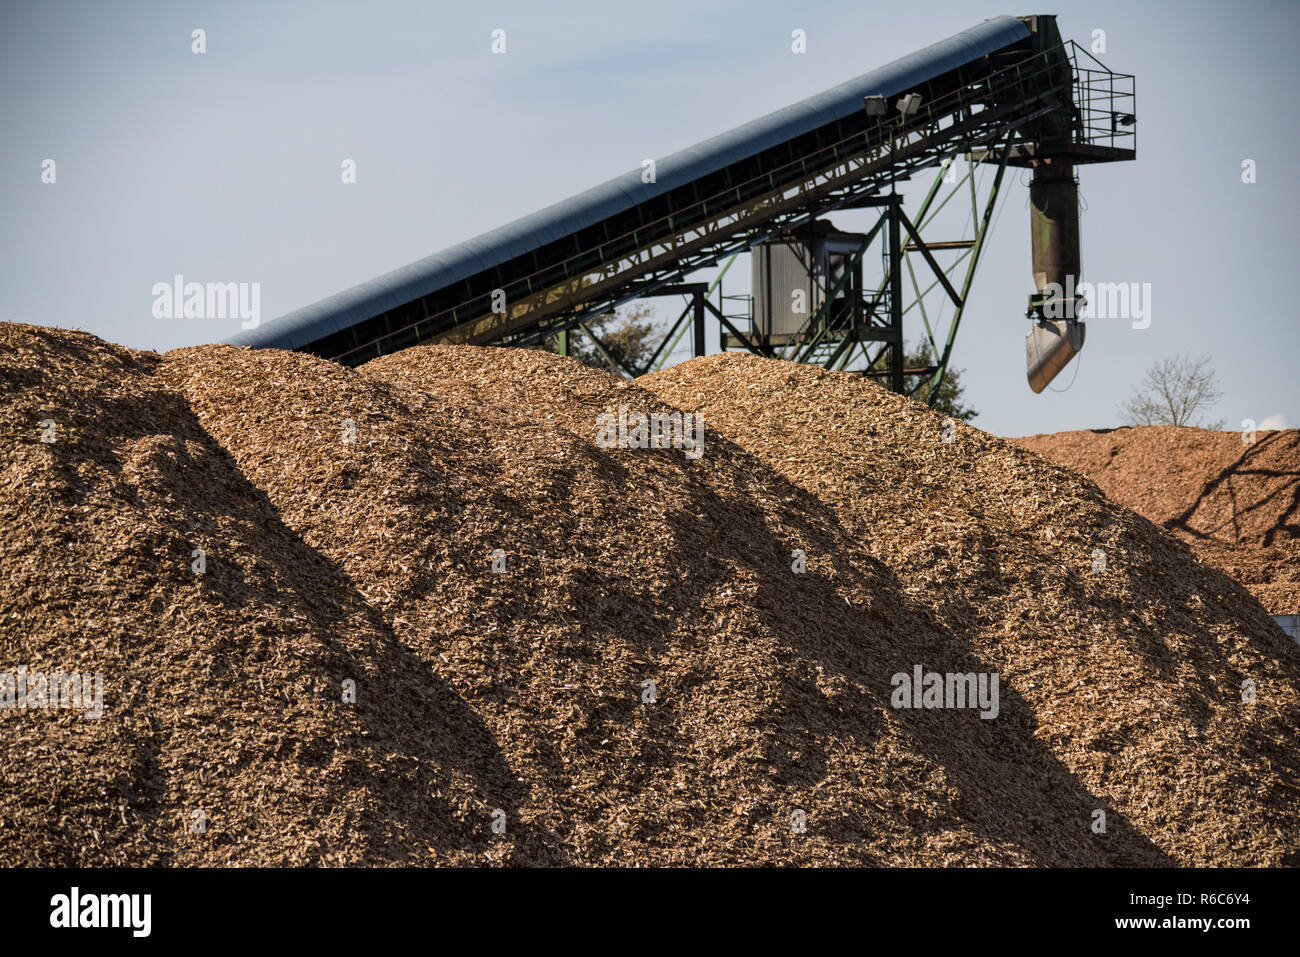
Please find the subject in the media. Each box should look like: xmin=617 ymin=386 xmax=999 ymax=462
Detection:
xmin=1015 ymin=426 xmax=1299 ymax=615
xmin=1 ymin=324 xmax=1297 ymax=866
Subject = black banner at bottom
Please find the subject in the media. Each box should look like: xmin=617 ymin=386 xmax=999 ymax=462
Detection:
xmin=0 ymin=866 xmax=1277 ymax=944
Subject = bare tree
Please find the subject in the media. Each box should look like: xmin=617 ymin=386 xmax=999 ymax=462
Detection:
xmin=1119 ymin=354 xmax=1225 ymax=428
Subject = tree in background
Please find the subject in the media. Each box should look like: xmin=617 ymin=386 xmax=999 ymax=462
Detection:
xmin=882 ymin=340 xmax=979 ymax=421
xmin=1119 ymin=354 xmax=1225 ymax=428
xmin=540 ymin=303 xmax=662 ymax=376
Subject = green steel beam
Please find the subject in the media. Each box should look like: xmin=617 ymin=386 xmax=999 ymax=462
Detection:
xmin=703 ymin=296 xmax=772 ymax=357
xmin=650 ymin=248 xmax=744 ymax=371
xmin=577 ymin=319 xmax=639 ymax=379
xmin=928 ymin=132 xmax=1015 ymax=399
xmin=639 ymin=304 xmax=692 ymax=376
xmin=897 ymin=209 xmax=964 ymax=308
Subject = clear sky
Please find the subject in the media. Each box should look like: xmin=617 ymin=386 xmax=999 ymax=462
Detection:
xmin=2 ymin=0 xmax=1295 ymax=436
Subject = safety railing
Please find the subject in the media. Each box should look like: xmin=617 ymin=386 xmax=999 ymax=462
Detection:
xmin=1066 ymin=40 xmax=1136 ymax=151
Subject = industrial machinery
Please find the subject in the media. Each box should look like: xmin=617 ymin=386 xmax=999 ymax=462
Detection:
xmin=228 ymin=14 xmax=1135 ymax=400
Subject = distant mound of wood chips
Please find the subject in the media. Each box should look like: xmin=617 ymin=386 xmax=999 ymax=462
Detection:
xmin=1015 ymin=426 xmax=1299 ymax=615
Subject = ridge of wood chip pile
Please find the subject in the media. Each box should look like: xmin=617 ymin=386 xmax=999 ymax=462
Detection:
xmin=2 ymin=322 xmax=1297 ymax=866
xmin=1014 ymin=427 xmax=1299 ymax=616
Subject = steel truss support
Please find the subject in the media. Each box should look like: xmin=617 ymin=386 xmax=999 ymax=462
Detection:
xmin=538 ymin=132 xmax=1018 ymax=399
xmin=854 ymin=134 xmax=1015 ymax=404
xmin=548 ymin=282 xmax=719 ymax=380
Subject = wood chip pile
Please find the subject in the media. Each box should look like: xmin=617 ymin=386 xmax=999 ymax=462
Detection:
xmin=641 ymin=353 xmax=1300 ymax=866
xmin=1015 ymin=427 xmax=1299 ymax=615
xmin=2 ymin=324 xmax=1297 ymax=866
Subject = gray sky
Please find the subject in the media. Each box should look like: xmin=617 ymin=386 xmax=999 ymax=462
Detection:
xmin=3 ymin=0 xmax=1296 ymax=436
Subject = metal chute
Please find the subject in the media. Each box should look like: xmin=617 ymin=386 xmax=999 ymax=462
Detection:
xmin=1025 ymin=156 xmax=1084 ymax=391
xmin=1026 ymin=317 xmax=1084 ymax=393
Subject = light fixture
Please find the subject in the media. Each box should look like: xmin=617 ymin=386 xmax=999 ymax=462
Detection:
xmin=895 ymin=92 xmax=923 ymax=116
xmin=863 ymin=95 xmax=887 ymax=117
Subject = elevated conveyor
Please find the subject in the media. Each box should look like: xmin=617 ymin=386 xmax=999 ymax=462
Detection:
xmin=228 ymin=14 xmax=1135 ymax=396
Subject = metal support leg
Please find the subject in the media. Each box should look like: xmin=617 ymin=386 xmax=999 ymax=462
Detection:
xmin=888 ymin=198 xmax=905 ymax=394
xmin=692 ymin=289 xmax=706 ymax=358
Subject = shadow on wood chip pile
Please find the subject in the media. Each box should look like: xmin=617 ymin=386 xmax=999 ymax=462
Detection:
xmin=2 ymin=324 xmax=1297 ymax=866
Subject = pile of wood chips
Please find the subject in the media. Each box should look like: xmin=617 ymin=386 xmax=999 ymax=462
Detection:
xmin=2 ymin=323 xmax=1297 ymax=866
xmin=1015 ymin=426 xmax=1299 ymax=616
